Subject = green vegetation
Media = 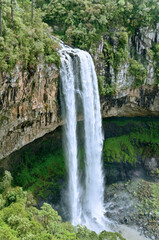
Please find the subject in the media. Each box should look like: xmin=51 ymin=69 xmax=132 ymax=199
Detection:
xmin=98 ymin=76 xmax=116 ymax=96
xmin=152 ymin=43 xmax=159 ymax=84
xmin=43 ymin=0 xmax=159 ymax=50
xmin=103 ymin=135 xmax=137 ymax=164
xmin=0 ymin=171 xmax=125 ymax=240
xmin=97 ymin=29 xmax=129 ymax=95
xmin=102 ymin=30 xmax=128 ymax=76
xmin=117 ymin=0 xmax=159 ymax=33
xmin=136 ymin=180 xmax=159 ymax=217
xmin=113 ymin=31 xmax=128 ymax=71
xmin=12 ymin=138 xmax=66 ymax=203
xmin=128 ymin=59 xmax=147 ymax=87
xmin=103 ymin=118 xmax=159 ymax=165
xmin=1 ymin=0 xmax=159 ymax=88
xmin=44 ymin=0 xmax=115 ymax=50
xmin=0 ymin=0 xmax=60 ymax=73
xmin=99 ymin=231 xmax=125 ymax=240
xmin=0 ymin=115 xmax=9 ymax=125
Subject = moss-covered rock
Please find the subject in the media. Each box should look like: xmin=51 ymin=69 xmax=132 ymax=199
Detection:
xmin=128 ymin=59 xmax=147 ymax=87
xmin=103 ymin=117 xmax=159 ymax=183
xmin=2 ymin=127 xmax=66 ymax=206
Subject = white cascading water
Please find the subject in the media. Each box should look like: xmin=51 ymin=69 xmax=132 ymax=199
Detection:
xmin=59 ymin=50 xmax=82 ymax=225
xmin=60 ymin=45 xmax=110 ymax=232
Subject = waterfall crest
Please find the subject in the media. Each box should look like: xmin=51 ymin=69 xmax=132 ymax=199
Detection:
xmin=60 ymin=45 xmax=109 ymax=232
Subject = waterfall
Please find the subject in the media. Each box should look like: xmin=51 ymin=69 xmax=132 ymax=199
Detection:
xmin=60 ymin=45 xmax=109 ymax=232
xmin=60 ymin=50 xmax=82 ymax=225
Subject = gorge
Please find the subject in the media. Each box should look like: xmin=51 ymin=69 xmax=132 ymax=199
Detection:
xmin=0 ymin=0 xmax=159 ymax=239
xmin=0 ymin=34 xmax=159 ymax=240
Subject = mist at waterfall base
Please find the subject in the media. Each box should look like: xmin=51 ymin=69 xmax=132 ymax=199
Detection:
xmin=59 ymin=45 xmax=111 ymax=233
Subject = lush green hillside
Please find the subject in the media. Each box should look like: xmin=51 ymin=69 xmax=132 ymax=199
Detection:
xmin=0 ymin=171 xmax=125 ymax=240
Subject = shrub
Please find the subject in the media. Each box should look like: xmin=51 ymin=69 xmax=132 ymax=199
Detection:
xmin=128 ymin=58 xmax=147 ymax=87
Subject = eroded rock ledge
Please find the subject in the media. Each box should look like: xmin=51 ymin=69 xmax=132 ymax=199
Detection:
xmin=101 ymin=85 xmax=159 ymax=118
xmin=0 ymin=62 xmax=159 ymax=162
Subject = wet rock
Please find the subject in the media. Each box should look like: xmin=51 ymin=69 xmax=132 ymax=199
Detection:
xmin=104 ymin=179 xmax=159 ymax=240
xmin=144 ymin=157 xmax=158 ymax=172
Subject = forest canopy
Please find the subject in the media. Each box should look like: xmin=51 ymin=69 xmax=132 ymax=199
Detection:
xmin=43 ymin=0 xmax=159 ymax=49
xmin=0 ymin=0 xmax=159 ymax=70
xmin=0 ymin=171 xmax=125 ymax=240
xmin=0 ymin=0 xmax=60 ymax=73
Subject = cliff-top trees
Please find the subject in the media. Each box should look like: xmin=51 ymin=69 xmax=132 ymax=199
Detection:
xmin=11 ymin=0 xmax=14 ymax=25
xmin=31 ymin=0 xmax=34 ymax=20
xmin=0 ymin=0 xmax=2 ymax=36
xmin=43 ymin=0 xmax=159 ymax=50
xmin=44 ymin=0 xmax=118 ymax=49
xmin=0 ymin=0 xmax=60 ymax=73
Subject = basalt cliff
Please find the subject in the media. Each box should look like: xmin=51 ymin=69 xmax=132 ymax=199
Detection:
xmin=0 ymin=26 xmax=159 ymax=161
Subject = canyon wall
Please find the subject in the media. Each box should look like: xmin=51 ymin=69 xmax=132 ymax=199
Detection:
xmin=0 ymin=26 xmax=159 ymax=161
xmin=0 ymin=62 xmax=61 ymax=161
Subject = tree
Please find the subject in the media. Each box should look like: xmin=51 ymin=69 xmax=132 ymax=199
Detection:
xmin=11 ymin=0 xmax=14 ymax=25
xmin=31 ymin=0 xmax=34 ymax=21
xmin=0 ymin=0 xmax=2 ymax=36
xmin=0 ymin=170 xmax=13 ymax=193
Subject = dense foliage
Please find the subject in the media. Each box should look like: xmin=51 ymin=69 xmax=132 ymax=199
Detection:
xmin=44 ymin=0 xmax=116 ymax=49
xmin=0 ymin=0 xmax=60 ymax=73
xmin=117 ymin=0 xmax=159 ymax=32
xmin=42 ymin=0 xmax=159 ymax=89
xmin=1 ymin=0 xmax=159 ymax=87
xmin=0 ymin=171 xmax=125 ymax=240
xmin=43 ymin=0 xmax=159 ymax=49
xmin=13 ymin=141 xmax=66 ymax=204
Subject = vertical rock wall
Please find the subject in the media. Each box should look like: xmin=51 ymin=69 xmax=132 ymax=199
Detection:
xmin=95 ymin=25 xmax=159 ymax=92
xmin=0 ymin=62 xmax=61 ymax=161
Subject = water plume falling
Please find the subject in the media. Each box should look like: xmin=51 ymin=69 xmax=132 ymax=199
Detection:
xmin=60 ymin=45 xmax=109 ymax=232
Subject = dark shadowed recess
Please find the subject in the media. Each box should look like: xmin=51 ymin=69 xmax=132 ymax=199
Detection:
xmin=0 ymin=117 xmax=159 ymax=208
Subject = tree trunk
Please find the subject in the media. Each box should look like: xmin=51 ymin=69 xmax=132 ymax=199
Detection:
xmin=11 ymin=0 xmax=14 ymax=25
xmin=0 ymin=0 xmax=2 ymax=36
xmin=31 ymin=0 xmax=33 ymax=21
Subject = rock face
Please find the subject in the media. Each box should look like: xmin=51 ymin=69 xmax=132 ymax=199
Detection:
xmin=0 ymin=62 xmax=61 ymax=162
xmin=101 ymin=85 xmax=159 ymax=118
xmin=94 ymin=26 xmax=159 ymax=116
xmin=1 ymin=26 xmax=159 ymax=161
xmin=95 ymin=25 xmax=159 ymax=91
xmin=104 ymin=179 xmax=159 ymax=240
